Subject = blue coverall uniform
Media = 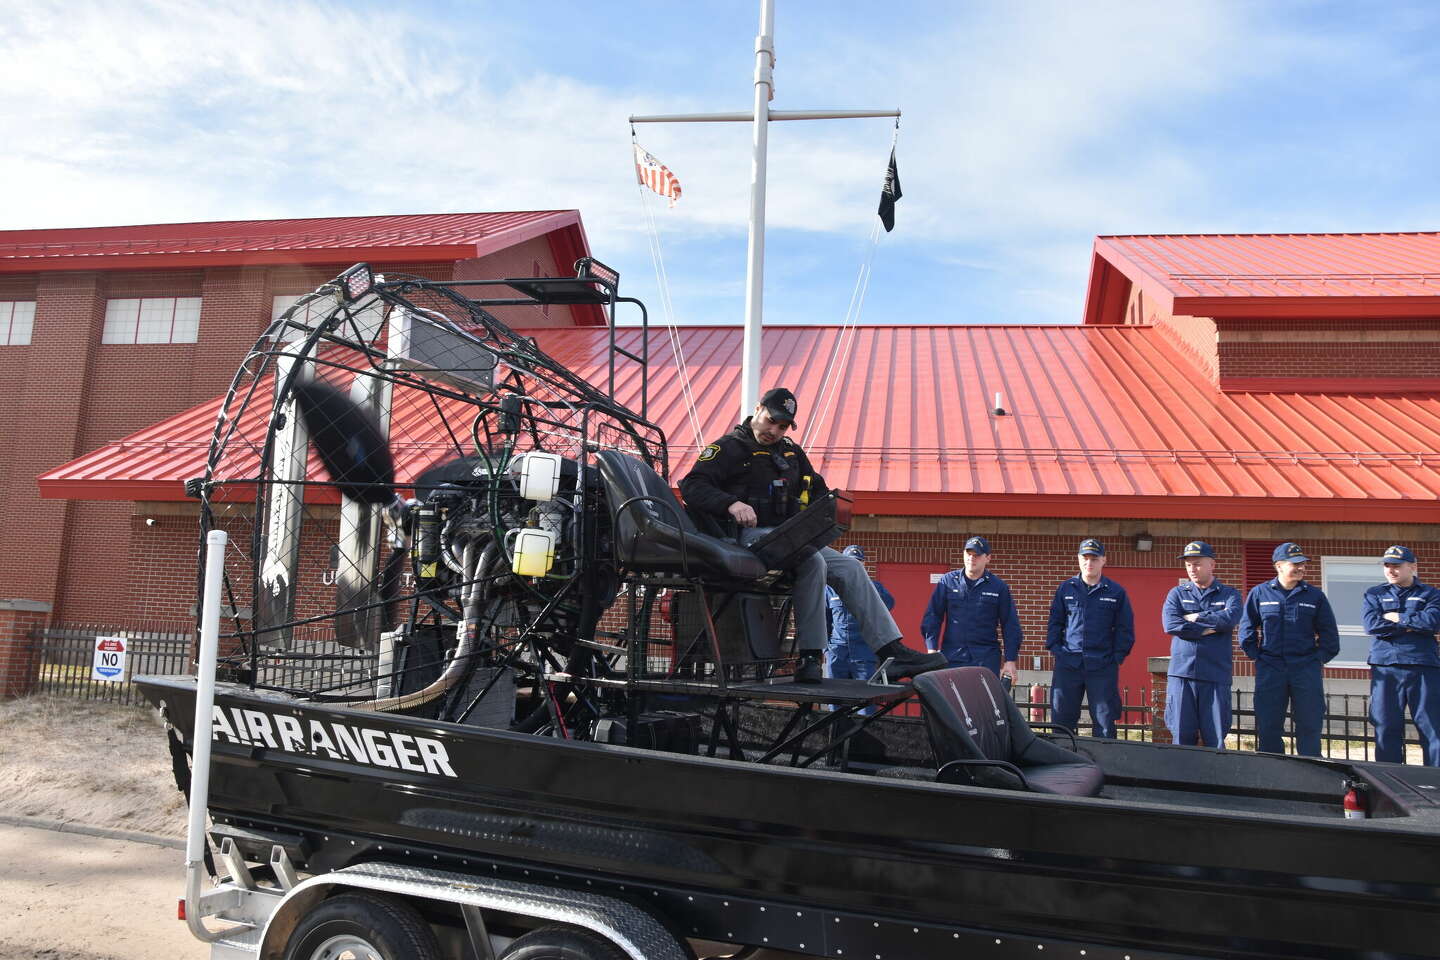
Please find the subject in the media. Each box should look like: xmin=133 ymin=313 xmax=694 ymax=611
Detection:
xmin=1046 ymin=576 xmax=1135 ymax=739
xmin=1239 ymin=580 xmax=1340 ymax=757
xmin=1161 ymin=579 xmax=1242 ymax=748
xmin=920 ymin=570 xmax=1023 ymax=678
xmin=825 ymin=580 xmax=895 ymax=680
xmin=1362 ymin=579 xmax=1440 ymax=765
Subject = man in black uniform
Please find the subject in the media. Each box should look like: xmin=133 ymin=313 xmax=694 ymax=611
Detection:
xmin=680 ymin=387 xmax=946 ymax=683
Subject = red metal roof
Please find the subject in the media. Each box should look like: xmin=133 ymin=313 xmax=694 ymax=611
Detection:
xmin=1090 ymin=232 xmax=1440 ymax=320
xmin=38 ymin=324 xmax=1440 ymax=522
xmin=0 ymin=211 xmax=586 ymax=272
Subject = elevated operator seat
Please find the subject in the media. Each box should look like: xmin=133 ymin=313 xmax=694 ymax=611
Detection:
xmin=913 ymin=667 xmax=1104 ymax=797
xmin=594 ymin=450 xmax=767 ymax=583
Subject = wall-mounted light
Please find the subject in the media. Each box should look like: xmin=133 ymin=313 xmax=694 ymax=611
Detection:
xmin=143 ymin=517 xmax=157 ymax=527
xmin=1134 ymin=533 xmax=1154 ymax=552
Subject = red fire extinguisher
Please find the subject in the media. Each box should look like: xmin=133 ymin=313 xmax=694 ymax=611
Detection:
xmin=1029 ymin=682 xmax=1046 ymax=723
xmin=1342 ymin=778 xmax=1369 ymax=819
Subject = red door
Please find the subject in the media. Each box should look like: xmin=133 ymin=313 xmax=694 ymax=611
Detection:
xmin=875 ymin=562 xmax=952 ymax=715
xmin=1101 ymin=566 xmax=1184 ymax=697
xmin=876 ymin=561 xmax=954 ymax=649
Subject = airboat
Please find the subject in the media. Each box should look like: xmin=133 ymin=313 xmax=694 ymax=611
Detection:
xmin=136 ymin=260 xmax=1440 ymax=960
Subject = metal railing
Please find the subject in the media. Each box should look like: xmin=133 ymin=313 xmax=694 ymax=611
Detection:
xmin=1014 ymin=682 xmax=1420 ymax=761
xmin=29 ymin=624 xmax=1427 ymax=763
xmin=35 ymin=624 xmax=193 ymax=706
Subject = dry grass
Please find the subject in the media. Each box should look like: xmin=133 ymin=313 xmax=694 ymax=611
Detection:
xmin=0 ymin=695 xmax=186 ymax=838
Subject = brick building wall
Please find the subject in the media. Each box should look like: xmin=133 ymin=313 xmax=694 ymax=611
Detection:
xmin=6 ymin=271 xmax=106 ymax=605
xmin=843 ymin=515 xmax=1440 ymax=675
xmin=87 ymin=502 xmax=1440 ymax=686
xmin=453 ymin=236 xmax=578 ymax=329
xmin=1123 ymin=284 xmax=1221 ymax=385
xmin=10 ymin=243 xmax=579 ymax=627
xmin=1216 ymin=326 xmax=1440 ymax=383
xmin=1120 ymin=284 xmax=1440 ymax=388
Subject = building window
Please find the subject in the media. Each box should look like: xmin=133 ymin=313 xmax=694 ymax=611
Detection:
xmin=272 ymin=294 xmax=319 ymax=325
xmin=0 ymin=301 xmax=35 ymax=345
xmin=102 ymin=297 xmax=201 ymax=344
xmin=272 ymin=293 xmax=384 ymax=340
xmin=1320 ymin=556 xmax=1383 ymax=665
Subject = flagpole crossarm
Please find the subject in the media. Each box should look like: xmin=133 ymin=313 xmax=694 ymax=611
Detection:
xmin=629 ymin=109 xmax=901 ymax=124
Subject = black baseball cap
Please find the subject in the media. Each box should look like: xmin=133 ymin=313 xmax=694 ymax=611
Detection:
xmin=1078 ymin=538 xmax=1105 ymax=557
xmin=760 ymin=387 xmax=798 ymax=424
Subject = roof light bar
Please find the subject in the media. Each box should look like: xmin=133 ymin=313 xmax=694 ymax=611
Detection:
xmin=337 ymin=263 xmax=375 ymax=302
xmin=576 ymin=257 xmax=619 ymax=290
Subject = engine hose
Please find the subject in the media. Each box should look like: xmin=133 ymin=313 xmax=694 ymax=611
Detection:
xmin=512 ymin=698 xmax=553 ymax=734
xmin=349 ymin=540 xmax=498 ymax=713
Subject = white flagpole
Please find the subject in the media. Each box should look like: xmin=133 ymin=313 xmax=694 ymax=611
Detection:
xmin=629 ymin=0 xmax=899 ymax=425
xmin=741 ymin=0 xmax=776 ymax=421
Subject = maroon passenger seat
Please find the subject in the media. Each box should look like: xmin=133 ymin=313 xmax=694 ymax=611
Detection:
xmin=913 ymin=667 xmax=1104 ymax=797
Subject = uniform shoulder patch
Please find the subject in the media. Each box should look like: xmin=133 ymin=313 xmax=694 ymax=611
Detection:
xmin=698 ymin=444 xmax=721 ymax=462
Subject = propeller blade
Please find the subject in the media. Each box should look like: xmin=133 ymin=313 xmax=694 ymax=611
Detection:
xmin=291 ymin=380 xmax=396 ymax=503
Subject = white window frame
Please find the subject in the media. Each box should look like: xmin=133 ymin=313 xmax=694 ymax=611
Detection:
xmin=272 ymin=293 xmax=384 ymax=340
xmin=0 ymin=301 xmax=35 ymax=345
xmin=1320 ymin=555 xmax=1382 ymax=667
xmin=272 ymin=294 xmax=321 ymax=326
xmin=103 ymin=296 xmax=201 ymax=344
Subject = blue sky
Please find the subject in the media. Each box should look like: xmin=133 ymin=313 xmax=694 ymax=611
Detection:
xmin=4 ymin=1 xmax=1440 ymax=326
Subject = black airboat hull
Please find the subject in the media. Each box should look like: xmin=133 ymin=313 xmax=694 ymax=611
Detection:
xmin=140 ymin=675 xmax=1440 ymax=960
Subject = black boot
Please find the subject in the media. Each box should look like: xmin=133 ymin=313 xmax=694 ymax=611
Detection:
xmin=876 ymin=641 xmax=947 ymax=680
xmin=794 ymin=651 xmax=824 ymax=684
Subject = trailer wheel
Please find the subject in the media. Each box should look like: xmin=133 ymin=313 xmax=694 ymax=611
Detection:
xmin=282 ymin=892 xmax=441 ymax=960
xmin=500 ymin=925 xmax=629 ymax=960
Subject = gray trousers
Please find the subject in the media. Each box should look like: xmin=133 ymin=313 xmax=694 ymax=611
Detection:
xmin=739 ymin=530 xmax=901 ymax=653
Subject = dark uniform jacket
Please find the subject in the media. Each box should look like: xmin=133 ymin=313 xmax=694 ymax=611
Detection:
xmin=1161 ymin=579 xmax=1242 ymax=683
xmin=1362 ymin=579 xmax=1440 ymax=667
xmin=920 ymin=570 xmax=1023 ymax=662
xmin=828 ymin=580 xmax=895 ymax=647
xmin=1239 ymin=579 xmax=1340 ymax=665
xmin=1045 ymin=576 xmax=1135 ymax=670
xmin=679 ymin=419 xmax=829 ymax=529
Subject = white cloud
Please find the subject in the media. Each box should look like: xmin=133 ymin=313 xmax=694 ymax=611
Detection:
xmin=0 ymin=1 xmax=1427 ymax=330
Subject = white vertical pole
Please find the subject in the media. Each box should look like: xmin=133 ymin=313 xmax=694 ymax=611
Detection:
xmin=185 ymin=529 xmax=227 ymax=942
xmin=740 ymin=0 xmax=775 ymax=421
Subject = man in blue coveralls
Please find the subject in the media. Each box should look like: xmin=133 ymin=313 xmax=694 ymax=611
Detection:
xmin=1161 ymin=541 xmax=1242 ymax=748
xmin=824 ymin=545 xmax=895 ymax=681
xmin=1239 ymin=542 xmax=1340 ymax=757
xmin=1362 ymin=545 xmax=1440 ymax=766
xmin=1046 ymin=539 xmax=1135 ymax=738
xmin=920 ymin=536 xmax=1023 ymax=687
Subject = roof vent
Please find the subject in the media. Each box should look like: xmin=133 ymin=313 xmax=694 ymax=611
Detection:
xmin=992 ymin=392 xmax=1007 ymax=416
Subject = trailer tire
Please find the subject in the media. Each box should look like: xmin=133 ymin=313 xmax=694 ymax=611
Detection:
xmin=282 ymin=891 xmax=441 ymax=960
xmin=500 ymin=925 xmax=629 ymax=960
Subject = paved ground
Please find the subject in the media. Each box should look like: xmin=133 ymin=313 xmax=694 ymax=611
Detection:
xmin=0 ymin=823 xmax=206 ymax=960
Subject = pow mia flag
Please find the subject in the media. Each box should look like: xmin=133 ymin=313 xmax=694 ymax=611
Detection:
xmin=877 ymin=147 xmax=902 ymax=232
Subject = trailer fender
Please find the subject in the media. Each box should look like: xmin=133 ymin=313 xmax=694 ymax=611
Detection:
xmin=256 ymin=861 xmax=692 ymax=960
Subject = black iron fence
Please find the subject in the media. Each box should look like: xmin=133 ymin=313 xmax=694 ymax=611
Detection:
xmin=1017 ymin=682 xmax=1416 ymax=762
xmin=27 ymin=624 xmax=1425 ymax=763
xmin=34 ymin=624 xmax=192 ymax=706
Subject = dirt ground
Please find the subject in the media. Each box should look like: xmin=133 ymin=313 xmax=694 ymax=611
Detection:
xmin=0 ymin=695 xmax=187 ymax=839
xmin=0 ymin=824 xmax=205 ymax=960
xmin=0 ymin=695 xmax=201 ymax=959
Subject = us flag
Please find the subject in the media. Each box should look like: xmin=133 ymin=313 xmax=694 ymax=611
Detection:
xmin=633 ymin=143 xmax=683 ymax=207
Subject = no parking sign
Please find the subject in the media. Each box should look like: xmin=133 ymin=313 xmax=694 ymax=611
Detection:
xmin=91 ymin=636 xmax=127 ymax=682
